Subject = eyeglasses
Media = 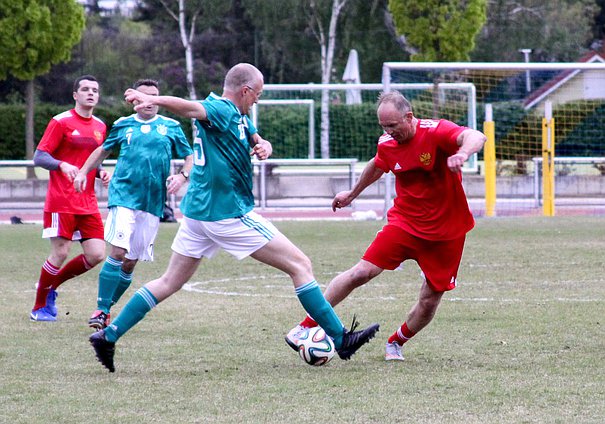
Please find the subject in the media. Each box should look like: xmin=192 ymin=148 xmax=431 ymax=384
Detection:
xmin=244 ymin=85 xmax=262 ymax=99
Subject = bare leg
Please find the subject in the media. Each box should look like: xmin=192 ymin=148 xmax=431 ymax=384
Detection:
xmin=405 ymin=280 xmax=443 ymax=333
xmin=323 ymin=259 xmax=384 ymax=306
xmin=145 ymin=252 xmax=201 ymax=302
xmin=81 ymin=238 xmax=106 ymax=267
xmin=250 ymin=233 xmax=314 ymax=287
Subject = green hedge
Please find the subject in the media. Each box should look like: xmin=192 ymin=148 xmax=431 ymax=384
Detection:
xmin=2 ymin=99 xmax=604 ymax=161
xmin=0 ymin=103 xmax=192 ymax=160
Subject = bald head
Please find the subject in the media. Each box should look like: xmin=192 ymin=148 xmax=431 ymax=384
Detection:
xmin=224 ymin=63 xmax=263 ymax=92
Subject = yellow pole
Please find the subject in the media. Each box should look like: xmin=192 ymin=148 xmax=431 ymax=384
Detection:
xmin=542 ymin=101 xmax=555 ymax=216
xmin=483 ymin=104 xmax=496 ymax=216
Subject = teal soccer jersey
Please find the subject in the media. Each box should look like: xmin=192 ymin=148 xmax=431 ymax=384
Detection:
xmin=103 ymin=114 xmax=192 ymax=217
xmin=180 ymin=93 xmax=257 ymax=221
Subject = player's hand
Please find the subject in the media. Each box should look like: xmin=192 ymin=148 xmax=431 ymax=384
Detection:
xmin=124 ymin=88 xmax=151 ymax=112
xmin=332 ymin=191 xmax=353 ymax=212
xmin=60 ymin=162 xmax=80 ymax=182
xmin=166 ymin=174 xmax=186 ymax=194
xmin=251 ymin=137 xmax=272 ymax=160
xmin=73 ymin=173 xmax=87 ymax=192
xmin=99 ymin=170 xmax=110 ymax=188
xmin=447 ymin=152 xmax=468 ymax=173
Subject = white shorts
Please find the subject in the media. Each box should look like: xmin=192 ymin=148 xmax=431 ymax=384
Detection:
xmin=171 ymin=211 xmax=279 ymax=260
xmin=104 ymin=206 xmax=160 ymax=261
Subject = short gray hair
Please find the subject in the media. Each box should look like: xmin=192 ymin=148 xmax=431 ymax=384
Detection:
xmin=377 ymin=91 xmax=412 ymax=113
xmin=224 ymin=63 xmax=263 ymax=92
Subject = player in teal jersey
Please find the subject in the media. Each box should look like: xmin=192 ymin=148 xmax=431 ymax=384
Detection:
xmin=74 ymin=79 xmax=193 ymax=330
xmin=88 ymin=63 xmax=379 ymax=373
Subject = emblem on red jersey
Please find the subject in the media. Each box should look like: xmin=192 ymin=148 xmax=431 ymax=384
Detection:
xmin=419 ymin=152 xmax=432 ymax=166
xmin=94 ymin=130 xmax=103 ymax=142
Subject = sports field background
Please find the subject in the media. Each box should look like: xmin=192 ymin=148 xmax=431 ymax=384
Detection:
xmin=1 ymin=218 xmax=604 ymax=423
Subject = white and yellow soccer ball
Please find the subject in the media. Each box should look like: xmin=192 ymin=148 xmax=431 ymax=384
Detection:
xmin=297 ymin=326 xmax=336 ymax=366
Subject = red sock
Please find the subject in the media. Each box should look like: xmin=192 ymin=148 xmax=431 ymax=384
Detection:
xmin=388 ymin=322 xmax=416 ymax=345
xmin=53 ymin=254 xmax=93 ymax=289
xmin=33 ymin=260 xmax=60 ymax=310
xmin=300 ymin=315 xmax=318 ymax=328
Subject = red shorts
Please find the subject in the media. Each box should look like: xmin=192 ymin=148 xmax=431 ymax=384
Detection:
xmin=42 ymin=212 xmax=104 ymax=241
xmin=362 ymin=224 xmax=466 ymax=292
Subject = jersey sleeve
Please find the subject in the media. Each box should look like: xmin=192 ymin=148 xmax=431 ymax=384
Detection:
xmin=244 ymin=115 xmax=257 ymax=135
xmin=373 ymin=135 xmax=391 ymax=173
xmin=102 ymin=122 xmax=123 ymax=151
xmin=201 ymin=99 xmax=232 ymax=132
xmin=36 ymin=119 xmax=64 ymax=154
xmin=435 ymin=120 xmax=467 ymax=154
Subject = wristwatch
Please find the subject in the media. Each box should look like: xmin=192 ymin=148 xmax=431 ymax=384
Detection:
xmin=179 ymin=170 xmax=190 ymax=180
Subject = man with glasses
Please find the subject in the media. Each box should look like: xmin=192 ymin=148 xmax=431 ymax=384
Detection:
xmin=88 ymin=63 xmax=379 ymax=372
xmin=286 ymin=90 xmax=486 ymax=362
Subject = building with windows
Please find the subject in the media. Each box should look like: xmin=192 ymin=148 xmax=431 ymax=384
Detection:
xmin=77 ymin=0 xmax=138 ymax=17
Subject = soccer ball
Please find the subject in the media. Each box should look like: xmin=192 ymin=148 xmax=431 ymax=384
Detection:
xmin=297 ymin=326 xmax=336 ymax=366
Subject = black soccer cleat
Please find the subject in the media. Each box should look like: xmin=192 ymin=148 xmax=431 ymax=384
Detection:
xmin=88 ymin=310 xmax=110 ymax=330
xmin=336 ymin=316 xmax=380 ymax=360
xmin=89 ymin=330 xmax=116 ymax=372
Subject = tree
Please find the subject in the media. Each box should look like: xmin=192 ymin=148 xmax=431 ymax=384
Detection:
xmin=77 ymin=15 xmax=157 ymax=101
xmin=388 ymin=0 xmax=486 ymax=116
xmin=472 ymin=0 xmax=598 ymax=62
xmin=0 ymin=0 xmax=85 ymax=175
xmin=308 ymin=0 xmax=350 ymax=158
xmin=138 ymin=0 xmax=232 ymax=100
xmin=388 ymin=0 xmax=486 ymax=62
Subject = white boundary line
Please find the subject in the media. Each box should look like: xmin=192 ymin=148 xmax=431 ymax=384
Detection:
xmin=182 ymin=277 xmax=602 ymax=303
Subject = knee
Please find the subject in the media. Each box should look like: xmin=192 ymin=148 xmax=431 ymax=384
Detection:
xmin=85 ymin=251 xmax=106 ymax=267
xmin=122 ymin=260 xmax=137 ymax=274
xmin=51 ymin=251 xmax=69 ymax=265
xmin=293 ymin=254 xmax=313 ymax=279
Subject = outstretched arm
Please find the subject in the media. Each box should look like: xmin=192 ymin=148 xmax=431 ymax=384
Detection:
xmin=124 ymin=89 xmax=208 ymax=121
xmin=332 ymin=158 xmax=385 ymax=211
xmin=74 ymin=145 xmax=111 ymax=192
xmin=448 ymin=128 xmax=487 ymax=173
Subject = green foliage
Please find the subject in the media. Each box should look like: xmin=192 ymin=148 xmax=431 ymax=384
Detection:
xmin=79 ymin=16 xmax=157 ymax=101
xmin=388 ymin=0 xmax=487 ymax=61
xmin=472 ymin=0 xmax=598 ymax=62
xmin=0 ymin=102 xmax=192 ymax=160
xmin=242 ymin=0 xmax=322 ymax=83
xmin=2 ymin=98 xmax=603 ymax=161
xmin=0 ymin=0 xmax=85 ymax=81
xmin=475 ymin=99 xmax=605 ymax=160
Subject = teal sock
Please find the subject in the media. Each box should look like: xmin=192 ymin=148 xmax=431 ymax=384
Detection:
xmin=295 ymin=281 xmax=344 ymax=348
xmin=97 ymin=257 xmax=123 ymax=313
xmin=104 ymin=287 xmax=157 ymax=343
xmin=111 ymin=269 xmax=133 ymax=306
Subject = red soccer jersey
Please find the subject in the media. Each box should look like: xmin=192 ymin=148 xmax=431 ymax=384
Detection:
xmin=37 ymin=109 xmax=106 ymax=214
xmin=374 ymin=118 xmax=474 ymax=241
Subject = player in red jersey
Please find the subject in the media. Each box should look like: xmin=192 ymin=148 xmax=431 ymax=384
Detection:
xmin=30 ymin=75 xmax=109 ymax=322
xmin=286 ymin=90 xmax=486 ymax=360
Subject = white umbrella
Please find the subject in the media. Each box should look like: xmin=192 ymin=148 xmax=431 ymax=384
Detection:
xmin=342 ymin=49 xmax=362 ymax=104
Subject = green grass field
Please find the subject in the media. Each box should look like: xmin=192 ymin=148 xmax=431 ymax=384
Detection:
xmin=1 ymin=218 xmax=604 ymax=423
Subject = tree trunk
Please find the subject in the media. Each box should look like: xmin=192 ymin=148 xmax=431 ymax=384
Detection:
xmin=320 ymin=89 xmax=330 ymax=158
xmin=178 ymin=0 xmax=197 ymax=100
xmin=317 ymin=0 xmax=348 ymax=158
xmin=25 ymin=80 xmax=37 ymax=179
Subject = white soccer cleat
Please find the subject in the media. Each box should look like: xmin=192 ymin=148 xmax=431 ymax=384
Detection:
xmin=385 ymin=341 xmax=405 ymax=361
xmin=285 ymin=324 xmax=307 ymax=352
